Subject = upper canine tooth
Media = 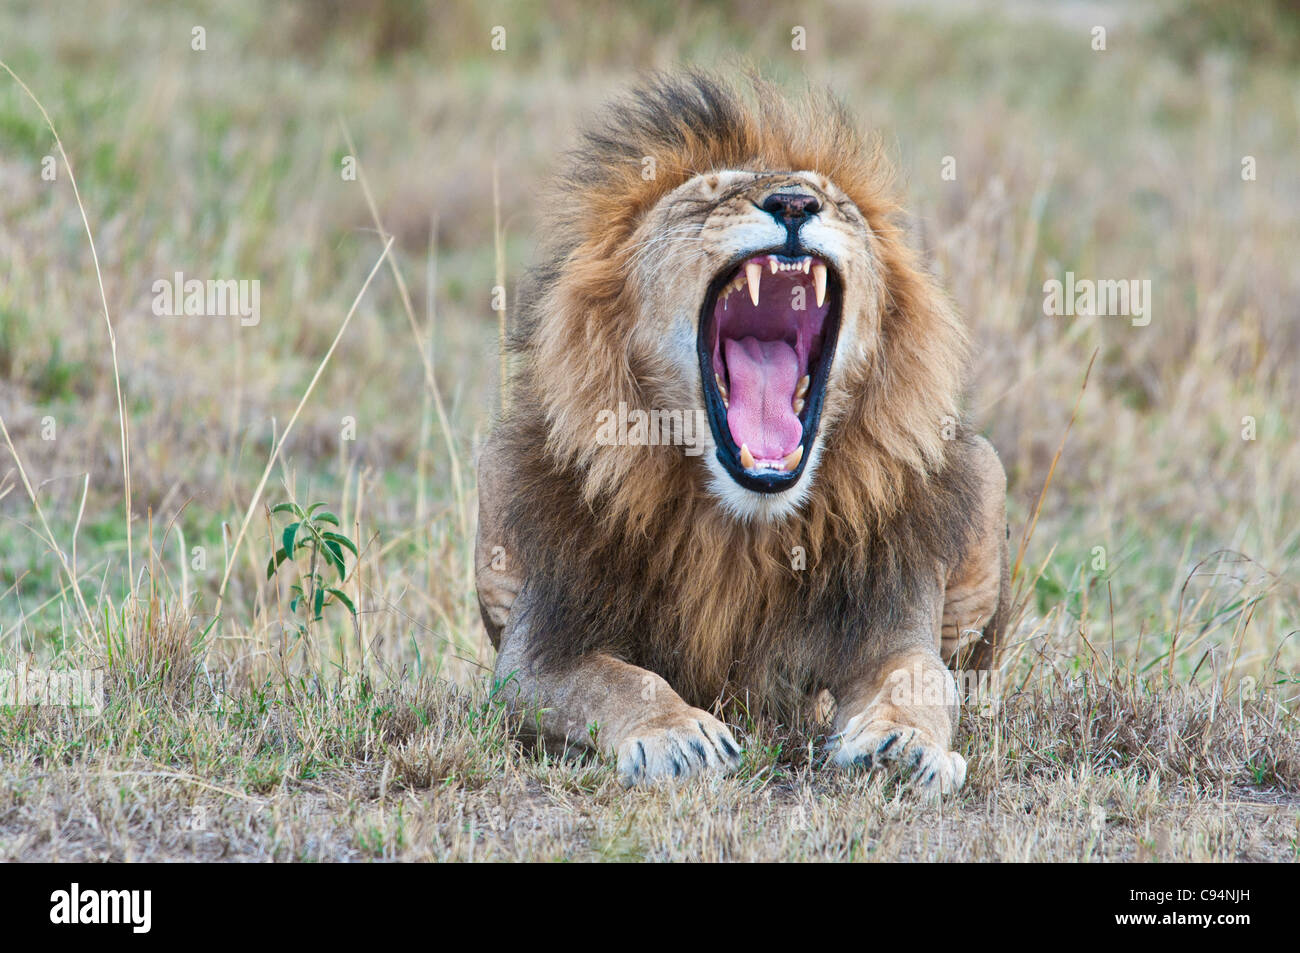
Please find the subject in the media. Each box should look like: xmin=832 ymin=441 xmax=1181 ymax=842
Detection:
xmin=739 ymin=443 xmax=755 ymax=470
xmin=745 ymin=262 xmax=762 ymax=306
xmin=812 ymin=262 xmax=827 ymax=308
xmin=795 ymin=374 xmax=810 ymax=398
xmin=781 ymin=445 xmax=804 ymax=471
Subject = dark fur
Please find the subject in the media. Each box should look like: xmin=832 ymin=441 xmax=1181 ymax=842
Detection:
xmin=496 ymin=403 xmax=983 ymax=718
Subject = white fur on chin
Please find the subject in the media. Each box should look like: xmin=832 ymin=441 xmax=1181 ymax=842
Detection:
xmin=702 ymin=437 xmax=825 ymax=523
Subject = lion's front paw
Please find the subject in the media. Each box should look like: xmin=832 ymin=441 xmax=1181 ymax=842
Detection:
xmin=827 ymin=715 xmax=966 ymax=796
xmin=616 ymin=709 xmax=742 ymax=785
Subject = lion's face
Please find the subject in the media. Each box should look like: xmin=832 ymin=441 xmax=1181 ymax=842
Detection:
xmin=627 ymin=169 xmax=880 ymax=521
xmin=526 ymin=76 xmax=964 ymax=536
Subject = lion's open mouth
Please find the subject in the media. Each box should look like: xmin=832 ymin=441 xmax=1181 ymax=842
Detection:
xmin=698 ymin=252 xmax=842 ymax=492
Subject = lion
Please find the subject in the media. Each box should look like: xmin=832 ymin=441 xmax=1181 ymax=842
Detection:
xmin=475 ymin=72 xmax=1008 ymax=794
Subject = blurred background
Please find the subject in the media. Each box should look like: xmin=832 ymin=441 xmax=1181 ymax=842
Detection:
xmin=1 ymin=0 xmax=1297 ymax=690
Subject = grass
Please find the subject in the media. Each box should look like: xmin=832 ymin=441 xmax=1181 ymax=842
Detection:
xmin=3 ymin=663 xmax=1295 ymax=861
xmin=0 ymin=0 xmax=1298 ymax=861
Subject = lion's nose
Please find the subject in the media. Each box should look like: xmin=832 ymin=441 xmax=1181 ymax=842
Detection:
xmin=761 ymin=192 xmax=821 ymax=227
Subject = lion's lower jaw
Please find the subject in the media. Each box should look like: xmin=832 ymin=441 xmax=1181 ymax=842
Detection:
xmin=704 ymin=437 xmax=825 ymax=523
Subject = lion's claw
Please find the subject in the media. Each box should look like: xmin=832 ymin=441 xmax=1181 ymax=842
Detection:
xmin=616 ymin=710 xmax=742 ymax=785
xmin=827 ymin=716 xmax=966 ymax=796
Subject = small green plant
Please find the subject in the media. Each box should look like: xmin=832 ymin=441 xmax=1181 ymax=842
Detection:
xmin=266 ymin=501 xmax=359 ymax=639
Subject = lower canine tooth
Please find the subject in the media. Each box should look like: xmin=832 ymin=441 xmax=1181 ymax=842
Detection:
xmin=781 ymin=445 xmax=804 ymax=471
xmin=812 ymin=262 xmax=827 ymax=308
xmin=739 ymin=443 xmax=755 ymax=469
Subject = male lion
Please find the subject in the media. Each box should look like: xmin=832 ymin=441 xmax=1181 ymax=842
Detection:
xmin=475 ymin=73 xmax=1008 ymax=794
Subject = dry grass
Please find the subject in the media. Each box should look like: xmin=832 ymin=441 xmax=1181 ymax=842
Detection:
xmin=2 ymin=670 xmax=1295 ymax=861
xmin=1 ymin=0 xmax=1298 ymax=861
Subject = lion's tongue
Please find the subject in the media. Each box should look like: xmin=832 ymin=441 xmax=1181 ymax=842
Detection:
xmin=723 ymin=336 xmax=803 ymax=462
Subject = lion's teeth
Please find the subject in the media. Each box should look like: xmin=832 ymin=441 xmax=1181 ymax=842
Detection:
xmin=792 ymin=397 xmax=805 ymax=415
xmin=781 ymin=445 xmax=804 ymax=471
xmin=802 ymin=257 xmax=811 ymax=274
xmin=795 ymin=374 xmax=810 ymax=398
xmin=812 ymin=262 xmax=827 ymax=308
xmin=715 ymin=373 xmax=728 ymax=402
xmin=739 ymin=443 xmax=755 ymax=469
xmin=745 ymin=263 xmax=762 ymax=306
xmin=769 ymin=257 xmax=779 ymax=274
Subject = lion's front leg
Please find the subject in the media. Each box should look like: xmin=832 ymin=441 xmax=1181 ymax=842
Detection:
xmin=492 ymin=595 xmax=741 ymax=785
xmin=827 ymin=647 xmax=966 ymax=795
xmin=477 ymin=435 xmax=740 ymax=785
